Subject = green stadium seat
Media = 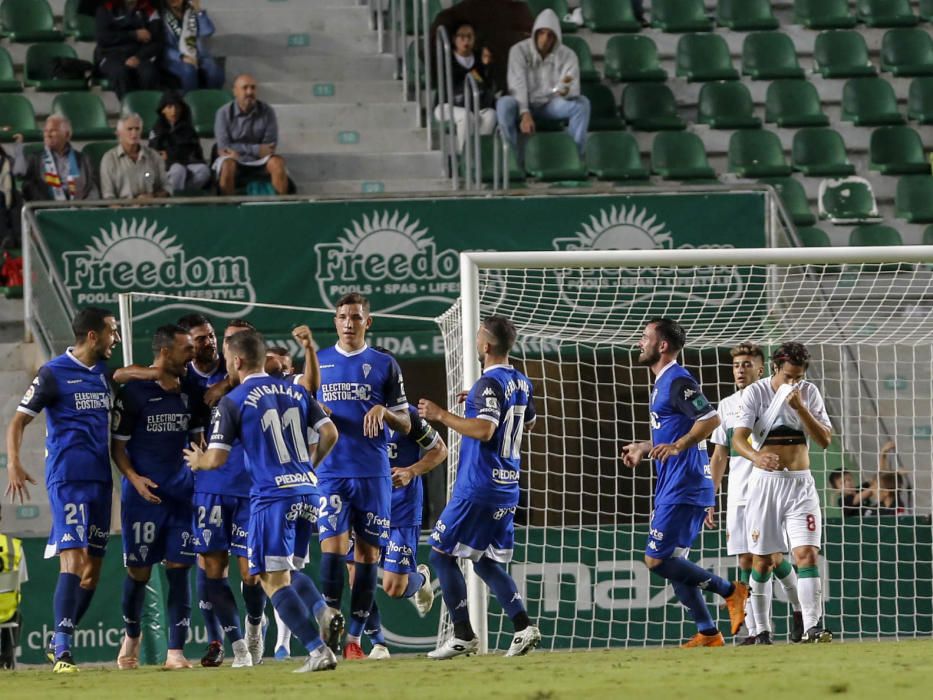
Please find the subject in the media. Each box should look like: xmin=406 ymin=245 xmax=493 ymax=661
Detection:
xmin=922 ymin=0 xmax=933 ymax=22
xmin=64 ymin=0 xmax=95 ymax=41
xmin=856 ymin=0 xmax=918 ymax=28
xmin=819 ymin=177 xmax=880 ymax=222
xmin=841 ymin=77 xmax=905 ymax=125
xmin=908 ymin=77 xmax=933 ymax=123
xmin=604 ymin=35 xmax=667 ymax=82
xmin=52 ymin=93 xmax=112 ymax=140
xmin=585 ymin=132 xmax=650 ymax=181
xmin=765 ymin=80 xmax=830 ymax=127
xmin=0 ymin=93 xmax=40 ymax=142
xmin=121 ymin=90 xmax=163 ymax=136
xmin=581 ymin=0 xmax=640 ymax=32
xmin=716 ymin=0 xmax=778 ymax=31
xmin=562 ymin=36 xmax=600 ymax=83
xmin=651 ymin=131 xmax=716 ymax=180
xmin=676 ymin=34 xmax=739 ymax=82
xmin=24 ymin=44 xmax=88 ymax=91
xmin=464 ymin=135 xmax=525 ymax=184
xmin=728 ymin=130 xmax=792 ymax=178
xmin=880 ymin=29 xmax=933 ymax=76
xmin=581 ymin=83 xmax=624 ymax=131
xmin=794 ymin=0 xmax=856 ymax=29
xmin=869 ymin=126 xmax=930 ymax=174
xmin=0 ymin=0 xmax=64 ymax=42
xmin=652 ymin=0 xmax=713 ymax=32
xmin=813 ymin=31 xmax=877 ymax=78
xmin=761 ymin=176 xmax=817 ymax=226
xmin=398 ymin=0 xmax=442 ymax=35
xmin=524 ymin=132 xmax=587 ymax=181
xmin=796 ymin=226 xmax=832 ymax=247
xmin=621 ymin=83 xmax=685 ymax=131
xmin=849 ymin=223 xmax=904 ymax=246
xmin=697 ymin=81 xmax=761 ymax=129
xmin=79 ymin=141 xmax=117 ymax=184
xmin=0 ymin=46 xmax=22 ymax=92
xmin=742 ymin=32 xmax=805 ymax=80
xmin=526 ymin=0 xmax=577 ymax=33
xmin=186 ymin=89 xmax=233 ymax=137
xmin=792 ymin=128 xmax=856 ymax=177
xmin=895 ymin=175 xmax=933 ymax=222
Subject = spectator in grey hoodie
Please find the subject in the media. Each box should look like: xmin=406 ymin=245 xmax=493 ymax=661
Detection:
xmin=495 ymin=8 xmax=590 ymax=161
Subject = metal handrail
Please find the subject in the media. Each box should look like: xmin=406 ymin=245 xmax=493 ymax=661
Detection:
xmin=422 ymin=0 xmax=433 ymax=147
xmin=463 ymin=72 xmax=483 ymax=190
xmin=492 ymin=124 xmax=511 ymax=191
xmin=435 ymin=25 xmax=457 ymax=188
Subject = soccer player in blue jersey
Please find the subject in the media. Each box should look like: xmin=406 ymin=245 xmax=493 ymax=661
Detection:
xmin=112 ymin=324 xmax=215 ymax=670
xmin=315 ymin=293 xmax=411 ymax=660
xmin=5 ymin=307 xmax=119 ymax=673
xmin=184 ymin=329 xmax=342 ymax=673
xmin=620 ymin=318 xmax=748 ymax=648
xmin=418 ymin=315 xmax=540 ymax=659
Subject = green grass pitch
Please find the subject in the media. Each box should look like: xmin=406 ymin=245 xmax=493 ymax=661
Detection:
xmin=4 ymin=640 xmax=933 ymax=699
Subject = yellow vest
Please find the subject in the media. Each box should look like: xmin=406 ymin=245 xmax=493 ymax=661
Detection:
xmin=0 ymin=533 xmax=23 ymax=624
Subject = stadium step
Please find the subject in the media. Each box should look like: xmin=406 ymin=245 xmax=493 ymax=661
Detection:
xmin=272 ymin=102 xmax=418 ymax=130
xmin=210 ymin=3 xmax=372 ymax=35
xmin=225 ymin=54 xmax=395 ymax=83
xmin=210 ymin=32 xmax=381 ymax=57
xmin=286 ymin=151 xmax=443 ymax=182
xmin=298 ymin=177 xmax=453 ymax=196
xmin=278 ymin=128 xmax=428 ymax=154
xmin=259 ymin=80 xmax=405 ymax=104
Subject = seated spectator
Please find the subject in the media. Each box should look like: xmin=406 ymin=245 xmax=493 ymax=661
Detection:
xmin=100 ymin=113 xmax=171 ymax=199
xmin=872 ymin=472 xmax=908 ymax=517
xmin=496 ymin=9 xmax=590 ymax=161
xmin=161 ymin=0 xmax=224 ymax=92
xmin=828 ymin=469 xmax=873 ymax=518
xmin=12 ymin=116 xmax=99 ymax=202
xmin=96 ymin=0 xmax=163 ymax=99
xmin=149 ymin=90 xmax=210 ymax=192
xmin=213 ymin=74 xmax=289 ymax=196
xmin=435 ymin=22 xmax=498 ymax=154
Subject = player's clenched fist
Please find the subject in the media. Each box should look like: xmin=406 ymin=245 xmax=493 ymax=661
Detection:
xmin=620 ymin=441 xmax=650 ymax=469
xmin=417 ymin=398 xmax=445 ymax=422
xmin=291 ymin=325 xmax=314 ymax=349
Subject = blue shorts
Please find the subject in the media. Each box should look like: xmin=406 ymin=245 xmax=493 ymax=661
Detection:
xmin=45 ymin=481 xmax=112 ymax=559
xmin=382 ymin=526 xmax=420 ymax=574
xmin=248 ymin=495 xmax=317 ymax=575
xmin=121 ymin=488 xmax=195 ymax=567
xmin=430 ymin=497 xmax=515 ymax=564
xmin=645 ymin=503 xmax=709 ymax=559
xmin=316 ymin=476 xmax=391 ymax=547
xmin=191 ymin=493 xmax=250 ymax=557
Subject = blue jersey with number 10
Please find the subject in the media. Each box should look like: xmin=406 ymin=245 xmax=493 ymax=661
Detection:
xmin=209 ymin=373 xmax=332 ymax=502
xmin=453 ymin=364 xmax=536 ymax=508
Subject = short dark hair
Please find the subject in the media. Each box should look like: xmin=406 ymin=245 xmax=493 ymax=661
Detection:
xmin=72 ymin=307 xmax=113 ymax=339
xmin=772 ymin=341 xmax=809 ymax=370
xmin=176 ymin=313 xmax=211 ymax=331
xmin=482 ymin=315 xmax=517 ymax=355
xmin=152 ymin=324 xmax=188 ymax=355
xmin=335 ymin=292 xmax=370 ymax=312
xmin=648 ymin=317 xmax=686 ymax=353
xmin=730 ymin=342 xmax=765 ymax=363
xmin=226 ymin=329 xmax=265 ymax=369
xmin=226 ymin=318 xmax=255 ymax=331
xmin=267 ymin=346 xmax=289 ymax=357
xmin=828 ymin=469 xmax=845 ymax=489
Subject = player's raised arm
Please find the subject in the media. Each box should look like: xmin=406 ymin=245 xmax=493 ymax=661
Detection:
xmin=787 ymin=384 xmax=832 ymax=449
xmin=112 ymin=364 xmax=160 ymax=384
xmin=292 ymin=325 xmax=321 ymax=395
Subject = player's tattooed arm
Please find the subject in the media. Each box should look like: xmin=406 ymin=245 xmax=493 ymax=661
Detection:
xmin=651 ymin=414 xmax=720 ymax=463
xmin=417 ymin=398 xmax=496 ymax=441
xmin=4 ymin=411 xmax=36 ymax=503
xmin=112 ymin=438 xmax=161 ymax=504
xmin=292 ymin=325 xmax=321 ymax=394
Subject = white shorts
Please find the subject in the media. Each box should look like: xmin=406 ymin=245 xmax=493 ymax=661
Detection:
xmin=745 ymin=469 xmax=822 ymax=555
xmin=725 ymin=503 xmax=748 ymax=556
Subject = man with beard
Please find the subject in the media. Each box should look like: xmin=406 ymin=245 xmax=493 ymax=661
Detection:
xmin=621 ymin=318 xmax=748 ymax=647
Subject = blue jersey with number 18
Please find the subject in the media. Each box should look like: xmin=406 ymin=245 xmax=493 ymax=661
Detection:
xmin=452 ymin=364 xmax=536 ymax=508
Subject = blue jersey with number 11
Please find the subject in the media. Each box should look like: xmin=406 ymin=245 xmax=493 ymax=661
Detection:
xmin=453 ymin=364 xmax=536 ymax=508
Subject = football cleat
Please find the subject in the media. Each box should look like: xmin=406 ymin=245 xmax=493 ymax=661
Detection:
xmin=755 ymin=631 xmax=774 ymax=645
xmin=802 ymin=625 xmax=834 ymax=644
xmin=681 ymin=632 xmax=725 ymax=648
xmin=738 ymin=635 xmax=758 ymax=646
xmin=232 ymin=639 xmax=254 ymax=668
xmin=294 ymin=645 xmax=338 ymax=673
xmin=369 ymin=643 xmax=391 ymax=660
xmin=52 ymin=652 xmax=79 ymax=673
xmin=200 ymin=640 xmax=224 ymax=667
xmin=343 ymin=641 xmax=365 ymax=660
xmin=790 ymin=611 xmax=805 ymax=643
xmin=427 ymin=636 xmax=479 ymax=660
xmin=724 ymin=581 xmax=749 ymax=635
xmin=317 ymin=606 xmax=345 ymax=656
xmin=504 ymin=625 xmax=541 ymax=657
xmin=245 ymin=615 xmax=266 ymax=665
xmin=411 ymin=564 xmax=436 ymax=618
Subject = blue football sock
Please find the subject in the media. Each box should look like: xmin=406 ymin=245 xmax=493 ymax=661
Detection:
xmin=206 ymin=577 xmax=243 ymax=643
xmin=671 ymin=580 xmax=717 ymax=634
xmin=430 ymin=549 xmax=472 ymax=635
xmin=364 ymin=601 xmax=386 ymax=646
xmin=74 ymin=584 xmax=96 ymax=626
xmin=348 ymin=562 xmax=378 ymax=638
xmin=402 ymin=571 xmax=426 ymax=599
xmin=165 ymin=568 xmax=192 ymax=651
xmin=121 ymin=576 xmax=148 ymax=639
xmin=197 ymin=567 xmax=223 ymax=642
xmin=270 ymin=586 xmax=322 ymax=653
xmin=653 ymin=556 xmax=733 ymax=599
xmin=473 ymin=557 xmax=527 ymax=619
xmin=292 ymin=571 xmax=327 ymax=619
xmin=53 ymin=572 xmax=80 ymax=657
xmin=319 ymin=552 xmax=345 ymax=608
xmin=241 ymin=580 xmax=266 ymax=626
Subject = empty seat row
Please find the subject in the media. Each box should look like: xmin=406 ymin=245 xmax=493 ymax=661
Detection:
xmin=0 ymin=0 xmax=94 ymax=43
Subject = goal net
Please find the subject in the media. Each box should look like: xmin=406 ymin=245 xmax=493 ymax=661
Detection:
xmin=436 ymin=246 xmax=933 ymax=651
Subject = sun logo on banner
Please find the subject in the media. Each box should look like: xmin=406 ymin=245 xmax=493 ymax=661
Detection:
xmin=552 ymin=205 xmax=674 ymax=252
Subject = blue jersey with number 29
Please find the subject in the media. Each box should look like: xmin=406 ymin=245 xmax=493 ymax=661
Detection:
xmin=453 ymin=364 xmax=536 ymax=508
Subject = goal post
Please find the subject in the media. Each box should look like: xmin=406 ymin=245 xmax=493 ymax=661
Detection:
xmin=439 ymin=245 xmax=933 ymax=651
